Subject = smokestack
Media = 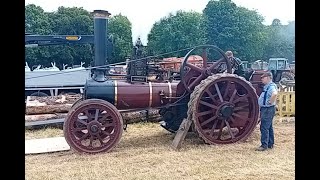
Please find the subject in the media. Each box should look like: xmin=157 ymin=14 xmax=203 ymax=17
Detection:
xmin=92 ymin=10 xmax=111 ymax=82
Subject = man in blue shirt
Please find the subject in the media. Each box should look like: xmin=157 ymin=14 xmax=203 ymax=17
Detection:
xmin=256 ymin=71 xmax=278 ymax=151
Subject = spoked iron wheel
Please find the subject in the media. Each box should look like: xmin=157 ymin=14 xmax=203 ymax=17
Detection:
xmin=180 ymin=45 xmax=232 ymax=93
xmin=63 ymin=99 xmax=123 ymax=154
xmin=188 ymin=73 xmax=259 ymax=144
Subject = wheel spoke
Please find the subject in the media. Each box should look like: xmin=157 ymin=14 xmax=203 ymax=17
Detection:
xmin=98 ymin=115 xmax=107 ymax=122
xmin=79 ymin=133 xmax=89 ymax=141
xmin=217 ymin=120 xmax=225 ymax=140
xmin=74 ymin=127 xmax=87 ymax=132
xmin=102 ymin=121 xmax=114 ymax=128
xmin=233 ymin=95 xmax=249 ymax=104
xmin=188 ymin=74 xmax=204 ymax=90
xmin=102 ymin=130 xmax=111 ymax=136
xmin=84 ymin=110 xmax=91 ymax=118
xmin=200 ymin=115 xmax=218 ymax=127
xmin=229 ymin=116 xmax=236 ymax=123
xmin=77 ymin=119 xmax=88 ymax=125
xmin=234 ymin=104 xmax=249 ymax=112
xmin=232 ymin=112 xmax=248 ymax=121
xmin=229 ymin=89 xmax=237 ymax=103
xmin=214 ymin=83 xmax=224 ymax=103
xmin=199 ymin=100 xmax=218 ymax=110
xmin=186 ymin=63 xmax=203 ymax=72
xmin=225 ymin=120 xmax=235 ymax=139
xmin=94 ymin=109 xmax=99 ymax=121
xmin=223 ymin=81 xmax=230 ymax=99
xmin=96 ymin=133 xmax=104 ymax=145
xmin=205 ymin=89 xmax=217 ymax=102
xmin=89 ymin=135 xmax=94 ymax=146
xmin=209 ymin=119 xmax=219 ymax=137
xmin=207 ymin=58 xmax=224 ymax=72
xmin=196 ymin=110 xmax=213 ymax=117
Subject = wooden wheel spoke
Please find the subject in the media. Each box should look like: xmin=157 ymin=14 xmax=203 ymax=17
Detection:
xmin=188 ymin=74 xmax=204 ymax=90
xmin=96 ymin=134 xmax=104 ymax=145
xmin=199 ymin=100 xmax=218 ymax=110
xmin=200 ymin=115 xmax=218 ymax=127
xmin=205 ymin=89 xmax=216 ymax=102
xmin=229 ymin=89 xmax=237 ymax=103
xmin=74 ymin=126 xmax=87 ymax=132
xmin=94 ymin=109 xmax=100 ymax=121
xmin=101 ymin=130 xmax=111 ymax=136
xmin=217 ymin=120 xmax=225 ymax=140
xmin=233 ymin=95 xmax=249 ymax=104
xmin=79 ymin=133 xmax=89 ymax=141
xmin=89 ymin=135 xmax=94 ymax=146
xmin=225 ymin=120 xmax=235 ymax=139
xmin=234 ymin=104 xmax=249 ymax=112
xmin=196 ymin=110 xmax=213 ymax=117
xmin=214 ymin=83 xmax=224 ymax=102
xmin=77 ymin=119 xmax=88 ymax=125
xmin=232 ymin=113 xmax=248 ymax=121
xmin=186 ymin=63 xmax=203 ymax=72
xmin=102 ymin=121 xmax=114 ymax=128
xmin=209 ymin=119 xmax=219 ymax=137
xmin=223 ymin=82 xmax=230 ymax=99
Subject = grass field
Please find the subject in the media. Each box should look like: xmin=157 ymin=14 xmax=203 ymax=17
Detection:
xmin=25 ymin=119 xmax=295 ymax=180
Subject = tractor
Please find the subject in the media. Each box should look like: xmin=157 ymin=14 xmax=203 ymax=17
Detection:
xmin=268 ymin=58 xmax=295 ymax=83
xmin=63 ymin=10 xmax=266 ymax=154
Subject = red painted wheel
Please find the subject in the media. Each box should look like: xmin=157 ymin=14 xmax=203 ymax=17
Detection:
xmin=188 ymin=74 xmax=259 ymax=144
xmin=63 ymin=99 xmax=123 ymax=154
xmin=180 ymin=45 xmax=232 ymax=93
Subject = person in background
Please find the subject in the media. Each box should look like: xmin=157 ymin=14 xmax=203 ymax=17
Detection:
xmin=225 ymin=51 xmax=245 ymax=77
xmin=256 ymin=71 xmax=278 ymax=151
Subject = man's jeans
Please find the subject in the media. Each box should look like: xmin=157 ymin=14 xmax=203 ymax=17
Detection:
xmin=260 ymin=106 xmax=276 ymax=148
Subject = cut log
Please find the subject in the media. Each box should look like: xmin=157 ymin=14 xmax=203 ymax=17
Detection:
xmin=26 ymin=94 xmax=81 ymax=106
xmin=26 ymin=104 xmax=73 ymax=115
xmin=26 ymin=95 xmax=81 ymax=115
xmin=25 ymin=113 xmax=68 ymax=122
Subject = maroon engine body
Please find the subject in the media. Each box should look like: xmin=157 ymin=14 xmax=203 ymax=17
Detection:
xmin=85 ymin=78 xmax=179 ymax=110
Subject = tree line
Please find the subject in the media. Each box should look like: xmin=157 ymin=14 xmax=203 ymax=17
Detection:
xmin=25 ymin=0 xmax=295 ymax=69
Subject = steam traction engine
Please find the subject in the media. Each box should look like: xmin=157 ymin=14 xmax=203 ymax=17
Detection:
xmin=63 ymin=10 xmax=264 ymax=154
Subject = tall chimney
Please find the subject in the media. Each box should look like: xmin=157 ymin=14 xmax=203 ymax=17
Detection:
xmin=92 ymin=10 xmax=111 ymax=82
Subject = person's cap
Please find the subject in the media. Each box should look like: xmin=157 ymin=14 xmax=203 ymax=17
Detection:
xmin=225 ymin=51 xmax=233 ymax=56
xmin=261 ymin=71 xmax=273 ymax=78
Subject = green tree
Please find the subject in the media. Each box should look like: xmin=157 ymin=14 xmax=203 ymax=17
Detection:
xmin=46 ymin=7 xmax=94 ymax=68
xmin=25 ymin=4 xmax=52 ymax=68
xmin=147 ymin=10 xmax=207 ymax=57
xmin=263 ymin=19 xmax=295 ymax=62
xmin=203 ymin=0 xmax=267 ymax=62
xmin=108 ymin=14 xmax=133 ymax=63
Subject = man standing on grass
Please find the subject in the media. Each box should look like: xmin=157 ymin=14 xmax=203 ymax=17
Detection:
xmin=256 ymin=71 xmax=278 ymax=151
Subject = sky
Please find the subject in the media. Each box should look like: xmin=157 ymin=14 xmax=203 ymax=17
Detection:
xmin=25 ymin=0 xmax=295 ymax=44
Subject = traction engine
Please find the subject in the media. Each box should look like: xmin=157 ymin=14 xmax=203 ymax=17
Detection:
xmin=63 ymin=10 xmax=265 ymax=154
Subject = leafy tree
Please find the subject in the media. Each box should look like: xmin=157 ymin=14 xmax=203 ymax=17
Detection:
xmin=108 ymin=14 xmax=133 ymax=63
xmin=203 ymin=0 xmax=267 ymax=62
xmin=147 ymin=10 xmax=207 ymax=58
xmin=263 ymin=19 xmax=295 ymax=62
xmin=25 ymin=4 xmax=52 ymax=69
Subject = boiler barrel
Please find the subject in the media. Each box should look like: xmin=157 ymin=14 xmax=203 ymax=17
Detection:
xmin=84 ymin=79 xmax=178 ymax=109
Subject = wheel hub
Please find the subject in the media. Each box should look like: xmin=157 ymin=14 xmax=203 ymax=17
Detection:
xmin=88 ymin=122 xmax=101 ymax=135
xmin=220 ymin=105 xmax=234 ymax=118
